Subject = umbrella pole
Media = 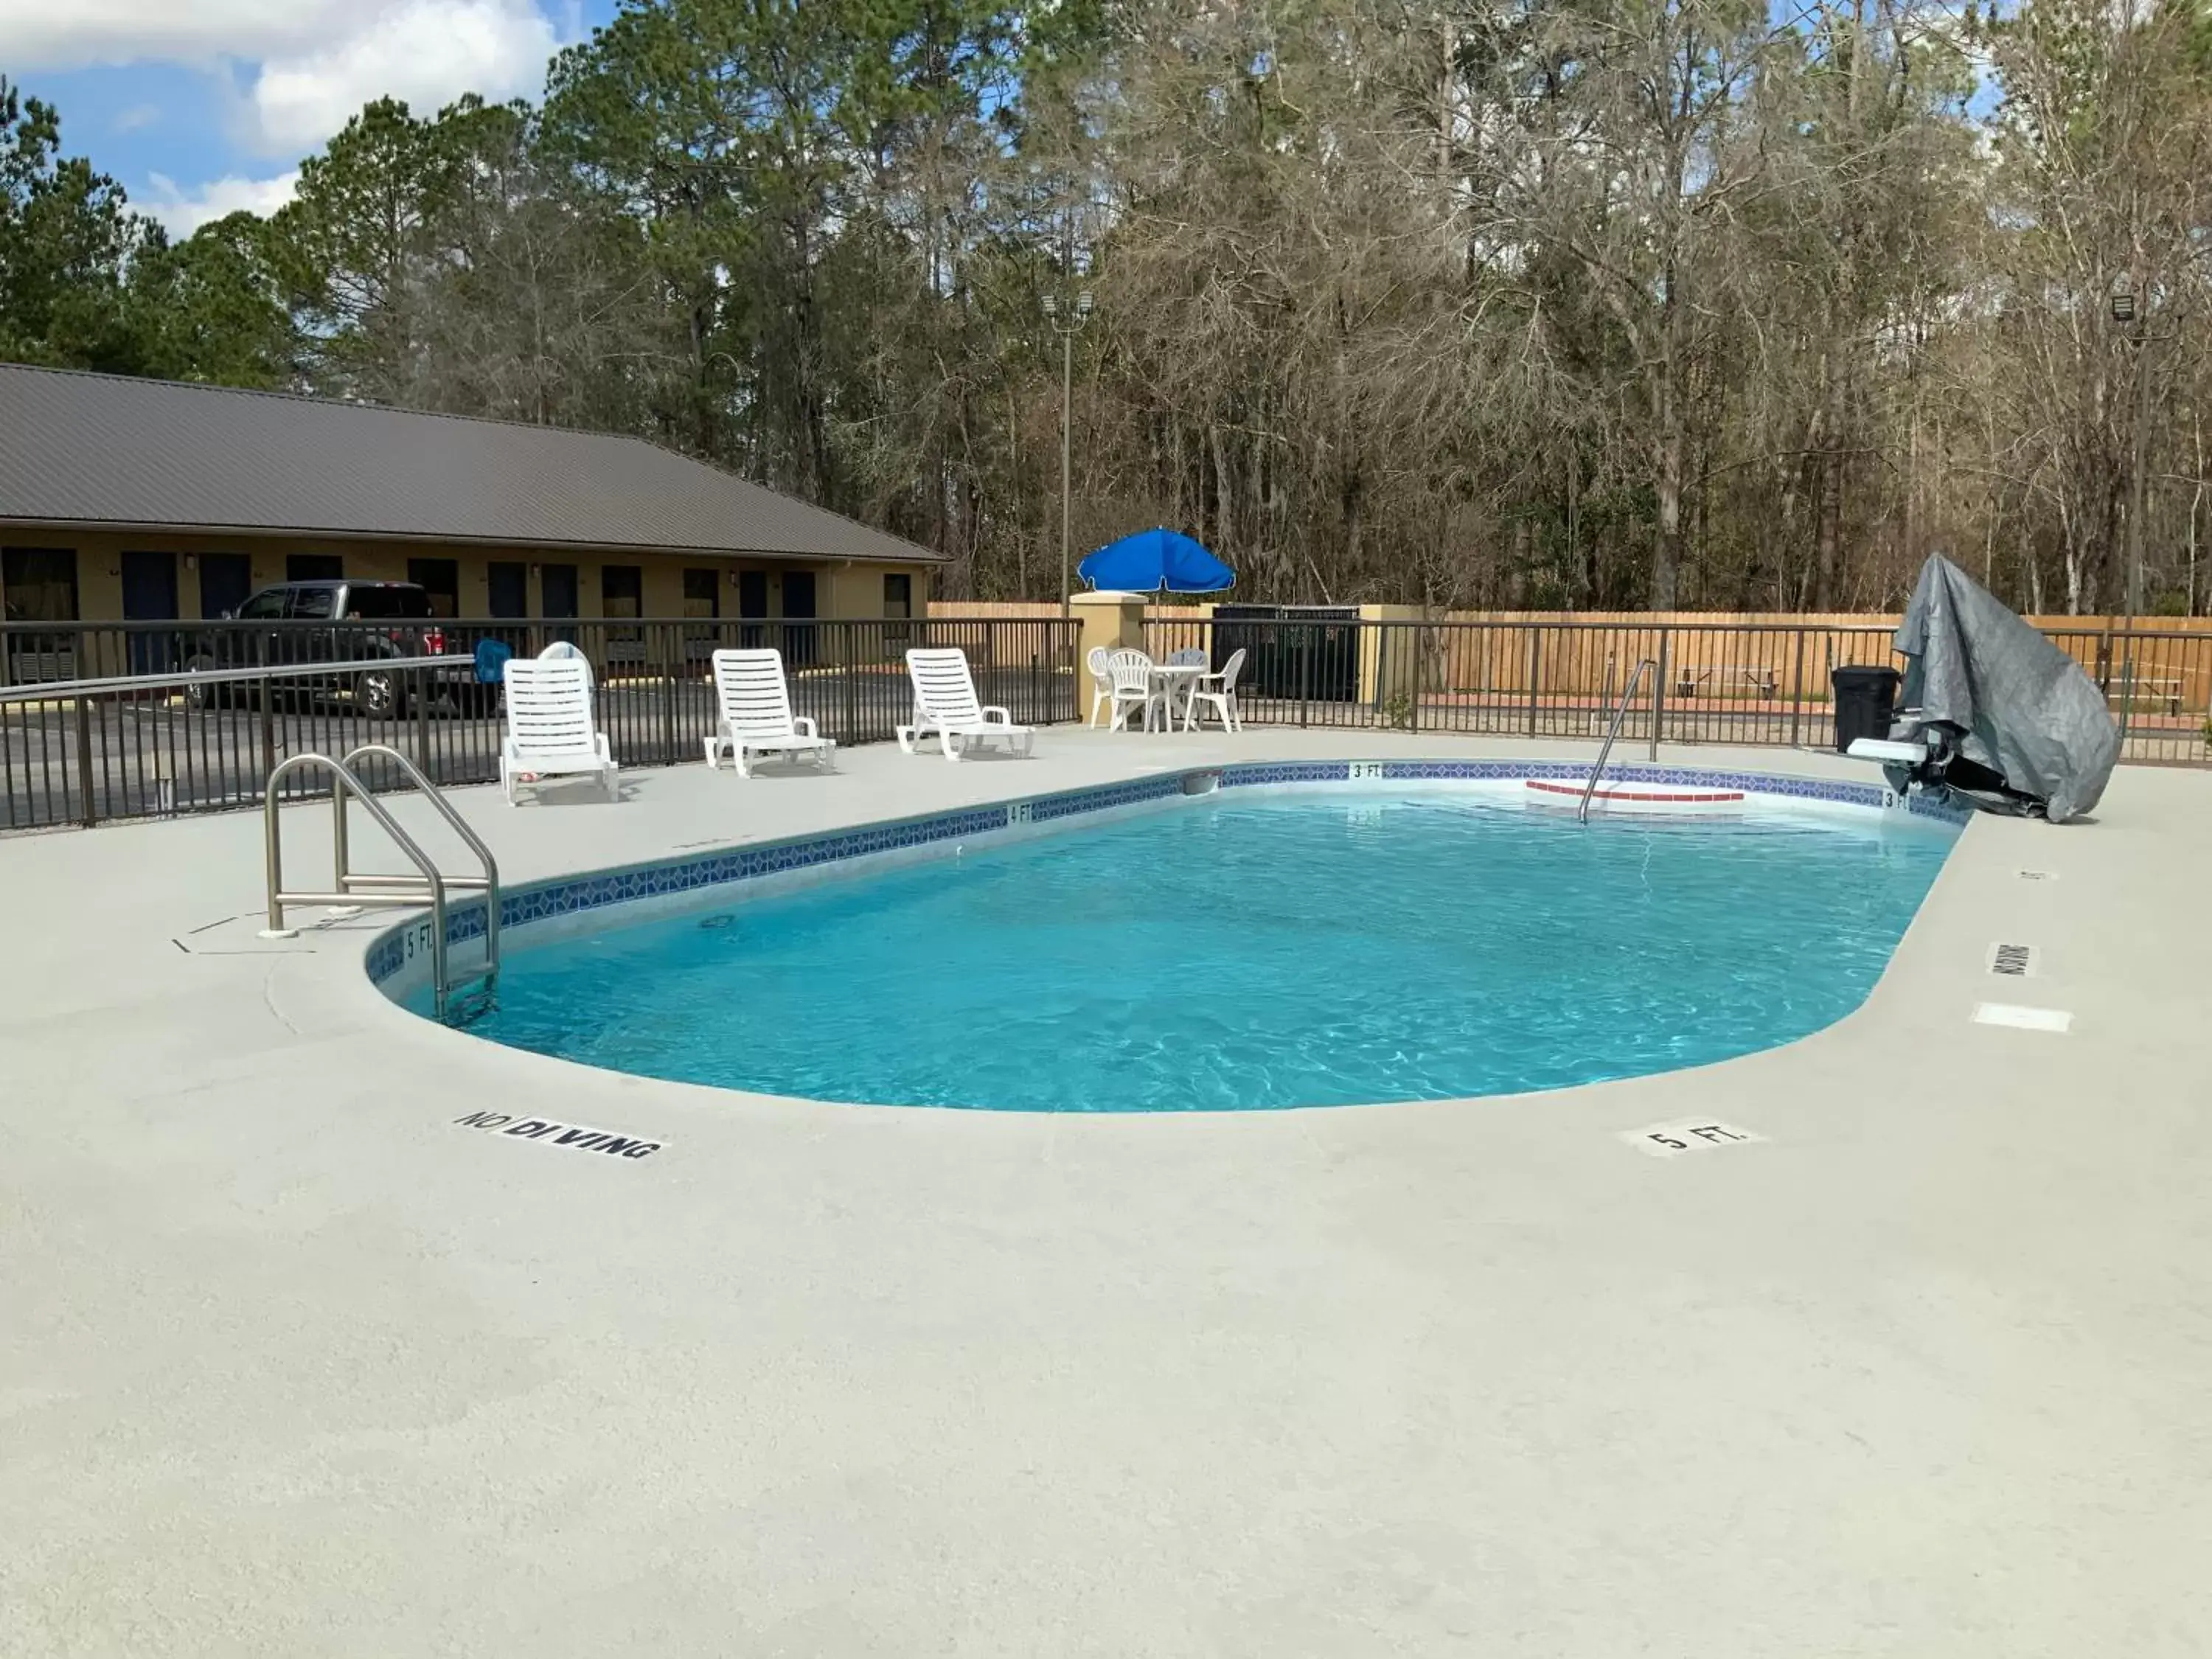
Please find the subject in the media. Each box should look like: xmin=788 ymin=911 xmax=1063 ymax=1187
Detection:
xmin=1060 ymin=330 xmax=1074 ymax=618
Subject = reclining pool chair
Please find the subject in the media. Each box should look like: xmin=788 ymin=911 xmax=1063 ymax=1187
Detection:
xmin=897 ymin=647 xmax=1035 ymax=761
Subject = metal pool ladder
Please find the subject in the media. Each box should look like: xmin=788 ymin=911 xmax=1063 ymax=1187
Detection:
xmin=260 ymin=745 xmax=501 ymax=1019
xmin=1576 ymin=658 xmax=1660 ymax=824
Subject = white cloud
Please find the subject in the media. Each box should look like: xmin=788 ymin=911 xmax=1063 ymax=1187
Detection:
xmin=144 ymin=169 xmax=301 ymax=235
xmin=113 ymin=102 xmax=161 ymax=132
xmin=0 ymin=0 xmax=564 ymax=156
xmin=0 ymin=1 xmax=355 ymax=69
xmin=246 ymin=0 xmax=558 ymax=154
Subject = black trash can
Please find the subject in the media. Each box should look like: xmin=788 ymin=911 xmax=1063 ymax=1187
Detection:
xmin=1831 ymin=665 xmax=1902 ymax=753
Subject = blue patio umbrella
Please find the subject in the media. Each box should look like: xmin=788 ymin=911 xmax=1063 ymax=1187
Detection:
xmin=1077 ymin=527 xmax=1235 ymax=594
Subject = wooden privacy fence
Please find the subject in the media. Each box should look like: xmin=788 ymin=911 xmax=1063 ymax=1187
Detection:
xmin=950 ymin=601 xmax=2212 ymax=743
xmin=1122 ymin=612 xmax=2211 ymax=765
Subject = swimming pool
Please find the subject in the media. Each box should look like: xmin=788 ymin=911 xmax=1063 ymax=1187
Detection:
xmin=415 ymin=787 xmax=1957 ymax=1110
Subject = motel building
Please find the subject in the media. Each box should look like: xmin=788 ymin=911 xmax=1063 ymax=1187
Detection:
xmin=0 ymin=363 xmax=940 ymax=682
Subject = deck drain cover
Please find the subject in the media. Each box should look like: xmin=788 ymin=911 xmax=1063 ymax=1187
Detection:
xmin=1988 ymin=942 xmax=2039 ymax=978
xmin=2018 ymin=869 xmax=2057 ymax=881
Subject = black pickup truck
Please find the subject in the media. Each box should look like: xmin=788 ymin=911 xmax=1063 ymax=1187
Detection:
xmin=181 ymin=580 xmax=490 ymax=717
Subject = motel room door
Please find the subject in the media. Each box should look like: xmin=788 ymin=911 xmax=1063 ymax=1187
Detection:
xmin=198 ymin=552 xmax=252 ymax=619
xmin=781 ymin=570 xmax=817 ymax=667
xmin=120 ymin=550 xmax=180 ymax=672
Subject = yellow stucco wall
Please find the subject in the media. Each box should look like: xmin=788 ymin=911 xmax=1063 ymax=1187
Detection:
xmin=0 ymin=529 xmax=934 ymax=623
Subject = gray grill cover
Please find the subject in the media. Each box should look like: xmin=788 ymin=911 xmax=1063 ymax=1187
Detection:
xmin=1893 ymin=555 xmax=2119 ymax=822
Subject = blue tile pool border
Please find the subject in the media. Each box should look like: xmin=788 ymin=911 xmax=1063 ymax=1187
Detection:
xmin=364 ymin=759 xmax=1969 ymax=990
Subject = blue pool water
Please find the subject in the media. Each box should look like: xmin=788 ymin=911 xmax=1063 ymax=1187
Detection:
xmin=424 ymin=793 xmax=1955 ymax=1110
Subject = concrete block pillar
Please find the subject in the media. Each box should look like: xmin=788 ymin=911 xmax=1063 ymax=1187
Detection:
xmin=1359 ymin=602 xmax=1427 ymax=722
xmin=1070 ymin=590 xmax=1148 ymax=666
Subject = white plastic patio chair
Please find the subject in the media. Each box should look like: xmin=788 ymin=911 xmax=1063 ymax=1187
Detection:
xmin=1183 ymin=646 xmax=1247 ymax=733
xmin=704 ymin=647 xmax=835 ymax=777
xmin=897 ymin=648 xmax=1034 ymax=761
xmin=500 ymin=657 xmax=618 ymax=802
xmin=1086 ymin=646 xmax=1115 ymax=727
xmin=1105 ymin=648 xmax=1166 ymax=731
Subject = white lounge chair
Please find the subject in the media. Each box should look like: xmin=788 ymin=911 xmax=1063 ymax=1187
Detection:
xmin=1183 ymin=646 xmax=1247 ymax=732
xmin=1086 ymin=646 xmax=1115 ymax=727
xmin=500 ymin=657 xmax=618 ymax=802
xmin=704 ymin=648 xmax=835 ymax=777
xmin=897 ymin=647 xmax=1034 ymax=761
xmin=1105 ymin=648 xmax=1165 ymax=731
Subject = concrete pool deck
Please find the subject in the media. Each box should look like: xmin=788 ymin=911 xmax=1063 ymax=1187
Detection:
xmin=4 ymin=727 xmax=2209 ymax=1657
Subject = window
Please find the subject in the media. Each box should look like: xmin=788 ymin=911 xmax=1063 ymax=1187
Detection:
xmin=601 ymin=564 xmax=642 ymax=653
xmin=287 ymin=588 xmax=335 ymax=619
xmin=600 ymin=565 xmax=642 ymax=617
xmin=287 ymin=553 xmax=344 ymax=582
xmin=736 ymin=570 xmax=768 ymax=619
xmin=882 ymin=571 xmax=915 ymax=648
xmin=1 ymin=547 xmax=79 ymax=622
xmin=682 ymin=568 xmax=720 ymax=618
xmin=487 ymin=562 xmax=528 ymax=619
xmin=406 ymin=557 xmax=460 ymax=617
xmin=3 ymin=546 xmax=80 ymax=684
xmin=235 ymin=589 xmax=288 ymax=621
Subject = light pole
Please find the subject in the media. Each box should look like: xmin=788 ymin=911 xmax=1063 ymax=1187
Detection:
xmin=1042 ymin=289 xmax=1093 ymax=616
xmin=2112 ymin=281 xmax=2152 ymax=628
xmin=2110 ymin=277 xmax=2174 ymax=746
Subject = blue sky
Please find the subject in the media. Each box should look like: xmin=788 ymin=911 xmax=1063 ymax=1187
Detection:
xmin=1 ymin=0 xmax=622 ymax=234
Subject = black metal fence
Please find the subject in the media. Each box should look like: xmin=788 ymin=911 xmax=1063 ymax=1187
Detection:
xmin=1143 ymin=616 xmax=2212 ymax=767
xmin=1 ymin=616 xmax=1079 ymax=831
xmin=9 ymin=609 xmax=2204 ymax=831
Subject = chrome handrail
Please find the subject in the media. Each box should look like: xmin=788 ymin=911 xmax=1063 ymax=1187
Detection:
xmin=0 ymin=654 xmax=477 ymax=703
xmin=1577 ymin=658 xmax=1659 ymax=824
xmin=260 ymin=749 xmax=498 ymax=1020
xmin=340 ymin=744 xmax=501 ymax=981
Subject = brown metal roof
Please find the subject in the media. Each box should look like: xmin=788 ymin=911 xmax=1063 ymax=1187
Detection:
xmin=0 ymin=364 xmax=941 ymax=564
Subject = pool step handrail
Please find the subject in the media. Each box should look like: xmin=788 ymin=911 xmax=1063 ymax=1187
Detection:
xmin=260 ymin=749 xmax=501 ymax=1020
xmin=1578 ymin=658 xmax=1660 ymax=824
xmin=339 ymin=744 xmax=502 ymax=994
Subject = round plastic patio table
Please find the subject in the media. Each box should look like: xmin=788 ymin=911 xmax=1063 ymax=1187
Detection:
xmin=1149 ymin=661 xmax=1208 ymax=731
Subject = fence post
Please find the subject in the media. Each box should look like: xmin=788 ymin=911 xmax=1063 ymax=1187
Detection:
xmin=1652 ymin=630 xmax=1669 ymax=754
xmin=259 ymin=672 xmax=277 ymax=792
xmin=74 ymin=692 xmax=97 ymax=827
xmin=1409 ymin=626 xmax=1422 ymax=733
xmin=414 ymin=662 xmax=434 ymax=783
xmin=1788 ymin=629 xmax=1806 ymax=748
xmin=1525 ymin=627 xmax=1541 ymax=737
xmin=660 ymin=624 xmax=679 ymax=765
xmin=842 ymin=624 xmax=859 ymax=742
